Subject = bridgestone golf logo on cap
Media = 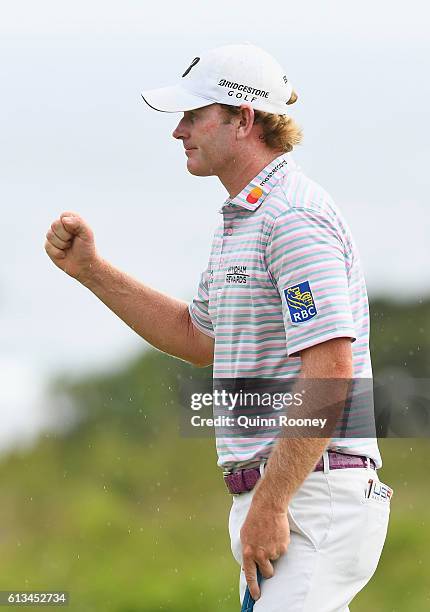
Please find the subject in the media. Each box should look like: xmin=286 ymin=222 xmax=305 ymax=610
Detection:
xmin=218 ymin=79 xmax=270 ymax=99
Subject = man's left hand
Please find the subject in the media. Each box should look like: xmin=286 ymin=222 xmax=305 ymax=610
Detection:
xmin=240 ymin=500 xmax=290 ymax=601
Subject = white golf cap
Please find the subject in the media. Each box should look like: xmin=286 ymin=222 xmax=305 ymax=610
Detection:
xmin=141 ymin=43 xmax=295 ymax=115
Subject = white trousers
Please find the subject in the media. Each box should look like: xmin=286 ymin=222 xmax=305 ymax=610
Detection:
xmin=228 ymin=462 xmax=391 ymax=612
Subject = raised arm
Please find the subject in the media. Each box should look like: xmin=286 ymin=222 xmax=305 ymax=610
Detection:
xmin=44 ymin=212 xmax=214 ymax=367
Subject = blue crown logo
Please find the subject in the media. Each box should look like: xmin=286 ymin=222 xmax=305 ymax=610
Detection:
xmin=284 ymin=281 xmax=317 ymax=324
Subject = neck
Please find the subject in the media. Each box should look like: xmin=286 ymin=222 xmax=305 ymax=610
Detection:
xmin=218 ymin=148 xmax=283 ymax=199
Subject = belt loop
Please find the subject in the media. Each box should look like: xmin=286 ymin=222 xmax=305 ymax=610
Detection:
xmin=366 ymin=457 xmax=370 ymax=469
xmin=322 ymin=450 xmax=330 ymax=474
xmin=259 ymin=459 xmax=266 ymax=477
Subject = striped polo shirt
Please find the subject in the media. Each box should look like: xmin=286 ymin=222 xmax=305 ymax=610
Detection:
xmin=189 ymin=153 xmax=381 ymax=470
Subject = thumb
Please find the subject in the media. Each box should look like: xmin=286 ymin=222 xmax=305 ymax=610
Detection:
xmin=61 ymin=215 xmax=92 ymax=240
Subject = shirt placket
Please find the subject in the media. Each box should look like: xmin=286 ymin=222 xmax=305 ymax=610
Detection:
xmin=209 ymin=208 xmax=237 ymax=326
xmin=219 ymin=208 xmax=237 ymax=276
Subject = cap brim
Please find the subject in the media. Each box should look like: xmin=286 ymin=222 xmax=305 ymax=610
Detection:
xmin=141 ymin=85 xmax=214 ymax=113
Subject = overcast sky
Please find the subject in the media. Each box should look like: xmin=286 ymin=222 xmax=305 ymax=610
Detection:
xmin=1 ymin=0 xmax=429 ymax=452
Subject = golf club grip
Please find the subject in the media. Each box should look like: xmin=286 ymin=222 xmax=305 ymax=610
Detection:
xmin=241 ymin=569 xmax=263 ymax=612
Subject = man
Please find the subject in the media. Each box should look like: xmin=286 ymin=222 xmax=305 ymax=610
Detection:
xmin=45 ymin=43 xmax=391 ymax=611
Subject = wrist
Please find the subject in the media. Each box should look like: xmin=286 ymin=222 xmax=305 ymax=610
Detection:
xmin=252 ymin=481 xmax=290 ymax=514
xmin=78 ymin=255 xmax=105 ymax=289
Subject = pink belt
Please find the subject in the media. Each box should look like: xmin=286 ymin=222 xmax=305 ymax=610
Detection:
xmin=224 ymin=451 xmax=376 ymax=495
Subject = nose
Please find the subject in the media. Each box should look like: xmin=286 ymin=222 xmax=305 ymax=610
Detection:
xmin=172 ymin=116 xmax=189 ymax=140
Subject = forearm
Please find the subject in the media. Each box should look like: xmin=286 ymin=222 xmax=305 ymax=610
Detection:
xmin=253 ymin=437 xmax=331 ymax=510
xmin=81 ymin=257 xmax=213 ymax=366
xmin=252 ymin=347 xmax=353 ymax=510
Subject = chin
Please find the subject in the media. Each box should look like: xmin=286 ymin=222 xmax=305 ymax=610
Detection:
xmin=186 ymin=159 xmax=213 ymax=177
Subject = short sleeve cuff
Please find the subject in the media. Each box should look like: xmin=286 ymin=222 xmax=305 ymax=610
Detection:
xmin=287 ymin=328 xmax=356 ymax=357
xmin=188 ymin=303 xmax=215 ymax=339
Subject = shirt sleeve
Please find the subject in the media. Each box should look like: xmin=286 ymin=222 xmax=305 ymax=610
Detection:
xmin=188 ymin=267 xmax=215 ymax=338
xmin=265 ymin=207 xmax=356 ymax=357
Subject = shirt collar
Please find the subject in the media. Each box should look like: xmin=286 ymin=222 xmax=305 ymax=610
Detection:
xmin=221 ymin=153 xmax=295 ymax=213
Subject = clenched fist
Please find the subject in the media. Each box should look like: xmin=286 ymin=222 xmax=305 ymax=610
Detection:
xmin=44 ymin=212 xmax=100 ymax=284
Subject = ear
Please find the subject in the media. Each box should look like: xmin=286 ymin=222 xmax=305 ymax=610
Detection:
xmin=236 ymin=104 xmax=255 ymax=140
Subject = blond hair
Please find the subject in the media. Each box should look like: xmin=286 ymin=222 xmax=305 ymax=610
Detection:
xmin=220 ymin=90 xmax=303 ymax=153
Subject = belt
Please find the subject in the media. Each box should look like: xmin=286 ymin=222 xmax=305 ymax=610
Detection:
xmin=224 ymin=451 xmax=376 ymax=495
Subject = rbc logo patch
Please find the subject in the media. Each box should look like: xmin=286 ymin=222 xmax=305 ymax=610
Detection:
xmin=284 ymin=281 xmax=317 ymax=324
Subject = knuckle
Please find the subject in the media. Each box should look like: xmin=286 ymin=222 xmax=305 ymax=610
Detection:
xmin=255 ymin=550 xmax=266 ymax=563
